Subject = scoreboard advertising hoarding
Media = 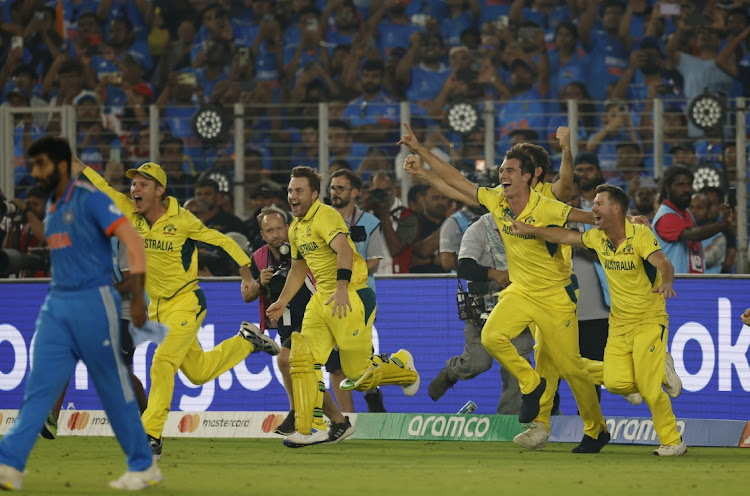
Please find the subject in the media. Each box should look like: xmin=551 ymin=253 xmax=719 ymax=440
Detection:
xmin=1 ymin=277 xmax=748 ymax=421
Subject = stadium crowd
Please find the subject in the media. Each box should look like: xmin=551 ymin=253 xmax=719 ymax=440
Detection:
xmin=1 ymin=0 xmax=747 ymax=276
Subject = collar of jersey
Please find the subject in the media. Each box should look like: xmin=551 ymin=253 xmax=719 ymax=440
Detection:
xmin=49 ymin=179 xmax=77 ymax=213
xmin=301 ymin=199 xmax=322 ymax=222
xmin=514 ymin=187 xmax=541 ymax=220
xmin=601 ymin=219 xmax=636 ymax=252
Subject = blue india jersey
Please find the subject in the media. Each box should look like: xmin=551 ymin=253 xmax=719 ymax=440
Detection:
xmin=45 ymin=179 xmax=127 ymax=292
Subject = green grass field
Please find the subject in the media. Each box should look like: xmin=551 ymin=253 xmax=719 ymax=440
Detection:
xmin=15 ymin=437 xmax=749 ymax=495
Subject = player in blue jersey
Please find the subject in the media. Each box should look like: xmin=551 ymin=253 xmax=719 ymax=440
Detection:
xmin=0 ymin=136 xmax=162 ymax=492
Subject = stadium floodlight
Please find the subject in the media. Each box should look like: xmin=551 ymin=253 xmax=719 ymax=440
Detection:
xmin=692 ymin=162 xmax=726 ymax=192
xmin=205 ymin=170 xmax=231 ymax=193
xmin=446 ymin=101 xmax=480 ymax=136
xmin=191 ymin=105 xmax=228 ymax=144
xmin=688 ymin=90 xmax=725 ymax=132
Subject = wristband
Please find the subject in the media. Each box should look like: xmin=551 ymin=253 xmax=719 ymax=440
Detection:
xmin=337 ymin=269 xmax=352 ymax=282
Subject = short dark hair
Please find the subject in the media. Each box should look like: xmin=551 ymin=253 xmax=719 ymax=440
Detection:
xmin=331 ymin=169 xmax=361 ymax=190
xmin=517 ymin=142 xmax=550 ymax=180
xmin=595 ymin=183 xmax=629 ymax=212
xmin=700 ymin=185 xmax=724 ymax=204
xmin=58 ymin=60 xmax=84 ymax=75
xmin=291 ymin=166 xmax=321 ymax=194
xmin=407 ymin=183 xmax=429 ymax=204
xmin=329 ymin=119 xmax=351 ymax=132
xmin=160 ymin=136 xmax=184 ymax=153
xmin=660 ymin=164 xmax=693 ymax=203
xmin=195 ymin=177 xmax=220 ymax=192
xmin=27 ymin=136 xmax=72 ymax=173
xmin=574 ymin=152 xmax=601 ymax=169
xmin=361 ymin=58 xmax=385 ymax=74
xmin=505 ymin=145 xmax=537 ymax=184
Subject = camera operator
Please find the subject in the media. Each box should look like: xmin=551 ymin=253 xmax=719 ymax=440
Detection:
xmin=365 ymin=172 xmax=406 ymax=274
xmin=244 ymin=205 xmax=314 ymax=436
xmin=1 ymin=186 xmax=49 ymax=277
xmin=428 ymin=212 xmax=533 ymax=414
xmin=328 ymin=169 xmax=387 ymax=413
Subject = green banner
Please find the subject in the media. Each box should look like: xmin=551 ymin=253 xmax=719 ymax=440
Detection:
xmin=351 ymin=413 xmax=526 ymax=441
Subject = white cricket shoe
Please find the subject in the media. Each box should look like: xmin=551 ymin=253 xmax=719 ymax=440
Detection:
xmin=109 ymin=462 xmax=163 ymax=490
xmin=624 ymin=393 xmax=643 ymax=405
xmin=395 ymin=349 xmax=420 ymax=396
xmin=0 ymin=464 xmax=23 ymax=491
xmin=513 ymin=422 xmax=549 ymax=450
xmin=664 ymin=352 xmax=682 ymax=398
xmin=283 ymin=428 xmax=330 ymax=448
xmin=653 ymin=440 xmax=687 ymax=456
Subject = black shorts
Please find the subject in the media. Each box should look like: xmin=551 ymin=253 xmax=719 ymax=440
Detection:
xmin=578 ymin=318 xmax=609 ymax=362
xmin=120 ymin=319 xmax=136 ymax=367
xmin=277 ymin=324 xmax=301 ymax=350
xmin=325 ymin=348 xmax=342 ymax=372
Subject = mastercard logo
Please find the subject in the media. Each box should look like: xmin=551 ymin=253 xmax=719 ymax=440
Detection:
xmin=178 ymin=414 xmax=200 ymax=433
xmin=261 ymin=414 xmax=284 ymax=433
xmin=67 ymin=411 xmax=90 ymax=430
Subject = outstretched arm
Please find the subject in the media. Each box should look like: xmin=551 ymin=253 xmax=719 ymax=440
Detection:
xmin=509 ymin=217 xmax=585 ymax=247
xmin=399 ymin=123 xmax=480 ymax=204
xmin=403 ymin=154 xmax=481 ymax=207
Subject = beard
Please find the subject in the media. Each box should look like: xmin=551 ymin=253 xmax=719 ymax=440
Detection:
xmin=330 ymin=196 xmax=349 ymax=209
xmin=580 ymin=175 xmax=604 ymax=193
xmin=635 ymin=200 xmax=655 ymax=215
xmin=362 ymin=82 xmax=380 ymax=95
xmin=37 ymin=166 xmax=61 ymax=195
xmin=671 ymin=193 xmax=692 ymax=210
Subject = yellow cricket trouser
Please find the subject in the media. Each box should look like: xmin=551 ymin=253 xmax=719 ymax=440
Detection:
xmin=300 ymin=287 xmax=376 ymax=380
xmin=481 ymin=284 xmax=605 ymax=438
xmin=141 ymin=289 xmax=253 ymax=438
xmin=604 ymin=321 xmax=681 ymax=446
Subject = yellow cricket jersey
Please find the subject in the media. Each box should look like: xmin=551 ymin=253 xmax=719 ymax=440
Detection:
xmin=581 ymin=220 xmax=667 ymax=331
xmin=533 ymin=181 xmax=573 ymax=267
xmin=477 ymin=186 xmax=573 ymax=292
xmin=289 ymin=199 xmax=368 ymax=295
xmin=83 ymin=167 xmax=251 ymax=300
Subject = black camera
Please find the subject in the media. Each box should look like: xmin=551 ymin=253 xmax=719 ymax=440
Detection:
xmin=0 ymin=247 xmax=50 ymax=277
xmin=369 ymin=188 xmax=389 ymax=204
xmin=265 ymin=242 xmax=291 ymax=301
xmin=456 ymin=280 xmax=497 ymax=326
xmin=350 ymin=225 xmax=366 ymax=242
xmin=0 ymin=201 xmax=23 ymax=222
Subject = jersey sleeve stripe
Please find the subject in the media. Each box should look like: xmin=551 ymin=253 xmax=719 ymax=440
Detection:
xmin=105 ymin=216 xmax=128 ymax=236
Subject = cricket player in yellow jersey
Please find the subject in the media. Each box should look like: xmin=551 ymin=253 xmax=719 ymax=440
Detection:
xmin=399 ymin=124 xmax=610 ymax=454
xmin=510 ymin=184 xmax=687 ymax=456
xmin=72 ymin=159 xmax=279 ymax=458
xmin=267 ymin=166 xmax=419 ymax=448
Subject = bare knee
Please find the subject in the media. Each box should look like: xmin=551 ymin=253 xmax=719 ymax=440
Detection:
xmin=278 ymin=348 xmax=291 ymax=374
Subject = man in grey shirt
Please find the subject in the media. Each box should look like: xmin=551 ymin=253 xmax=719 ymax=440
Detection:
xmin=428 ymin=213 xmax=533 ymax=414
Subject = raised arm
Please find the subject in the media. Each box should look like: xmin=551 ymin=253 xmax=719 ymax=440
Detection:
xmin=399 ymin=123 xmax=480 ymax=203
xmin=716 ymin=25 xmax=750 ymax=78
xmin=647 ymin=250 xmax=676 ymax=299
xmin=76 ymin=157 xmax=133 ymax=215
xmin=550 ymin=127 xmax=574 ymax=202
xmin=508 ymin=218 xmax=585 ymax=247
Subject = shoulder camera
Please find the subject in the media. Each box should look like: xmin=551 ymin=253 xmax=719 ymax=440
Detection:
xmin=350 ymin=225 xmax=366 ymax=242
xmin=265 ymin=242 xmax=292 ymax=301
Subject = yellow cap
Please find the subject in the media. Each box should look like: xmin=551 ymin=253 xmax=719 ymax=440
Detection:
xmin=125 ymin=162 xmax=167 ymax=187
